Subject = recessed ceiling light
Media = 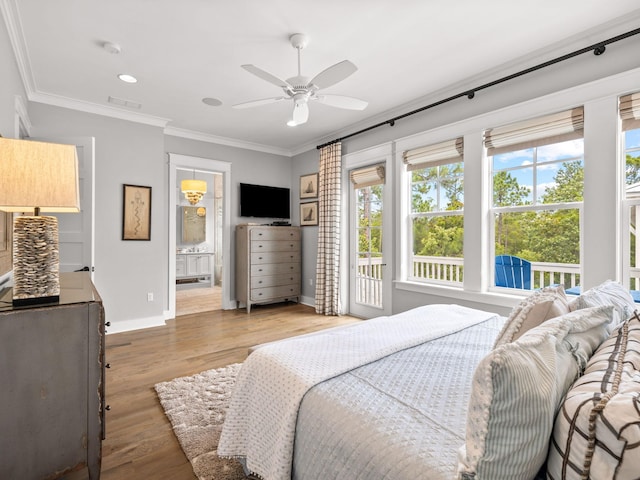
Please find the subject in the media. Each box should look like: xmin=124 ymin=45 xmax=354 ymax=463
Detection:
xmin=118 ymin=73 xmax=137 ymax=83
xmin=202 ymin=97 xmax=222 ymax=107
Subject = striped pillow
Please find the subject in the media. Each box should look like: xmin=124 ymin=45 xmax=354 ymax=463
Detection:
xmin=546 ymin=311 xmax=640 ymax=479
xmin=458 ymin=306 xmax=614 ymax=480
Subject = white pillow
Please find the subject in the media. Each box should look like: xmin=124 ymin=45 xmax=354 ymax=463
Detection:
xmin=493 ymin=285 xmax=570 ymax=348
xmin=458 ymin=306 xmax=614 ymax=480
xmin=571 ymin=280 xmax=636 ymax=325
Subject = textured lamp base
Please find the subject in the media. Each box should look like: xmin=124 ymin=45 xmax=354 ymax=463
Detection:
xmin=12 ymin=215 xmax=60 ymax=306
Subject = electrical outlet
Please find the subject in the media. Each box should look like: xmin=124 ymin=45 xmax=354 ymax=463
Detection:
xmin=147 ymin=292 xmax=153 ymax=302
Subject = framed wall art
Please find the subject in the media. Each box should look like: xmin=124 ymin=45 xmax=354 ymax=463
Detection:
xmin=300 ymin=172 xmax=319 ymax=199
xmin=300 ymin=201 xmax=318 ymax=226
xmin=122 ymin=184 xmax=152 ymax=240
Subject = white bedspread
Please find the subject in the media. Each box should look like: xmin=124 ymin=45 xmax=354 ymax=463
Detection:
xmin=218 ymin=304 xmax=499 ymax=480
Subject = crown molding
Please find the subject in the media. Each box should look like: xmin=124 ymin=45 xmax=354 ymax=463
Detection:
xmin=1 ymin=0 xmax=36 ymax=94
xmin=163 ymin=126 xmax=293 ymax=157
xmin=28 ymin=91 xmax=171 ymax=128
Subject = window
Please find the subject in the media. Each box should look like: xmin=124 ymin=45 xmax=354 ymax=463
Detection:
xmin=621 ymin=92 xmax=640 ymax=291
xmin=486 ymin=108 xmax=584 ymax=290
xmin=404 ymin=138 xmax=464 ymax=285
xmin=350 ymin=165 xmax=385 ymax=308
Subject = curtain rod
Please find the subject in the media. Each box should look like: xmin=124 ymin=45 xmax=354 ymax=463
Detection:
xmin=316 ymin=26 xmax=640 ymax=150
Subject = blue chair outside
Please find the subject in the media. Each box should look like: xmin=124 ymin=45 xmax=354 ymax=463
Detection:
xmin=495 ymin=255 xmax=532 ymax=290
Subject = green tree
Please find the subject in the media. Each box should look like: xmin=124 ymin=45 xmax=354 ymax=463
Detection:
xmin=493 ymin=171 xmax=530 ymax=252
xmin=626 ymin=153 xmax=640 ymax=185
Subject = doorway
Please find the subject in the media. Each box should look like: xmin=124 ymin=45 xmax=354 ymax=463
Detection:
xmin=175 ymin=168 xmax=222 ymax=315
xmin=168 ymin=153 xmax=232 ymax=319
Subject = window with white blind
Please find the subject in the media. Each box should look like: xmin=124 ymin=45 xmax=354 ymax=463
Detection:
xmin=621 ymin=92 xmax=640 ymax=293
xmin=403 ymin=137 xmax=464 ymax=285
xmin=487 ymin=108 xmax=584 ymax=290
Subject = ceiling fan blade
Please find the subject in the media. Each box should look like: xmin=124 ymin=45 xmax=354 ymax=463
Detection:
xmin=309 ymin=60 xmax=357 ymax=89
xmin=232 ymin=97 xmax=286 ymax=109
xmin=292 ymin=101 xmax=309 ymax=125
xmin=241 ymin=64 xmax=291 ymax=90
xmin=315 ymin=94 xmax=368 ymax=110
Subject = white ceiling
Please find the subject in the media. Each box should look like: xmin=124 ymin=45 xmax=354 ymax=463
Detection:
xmin=4 ymin=0 xmax=640 ymax=156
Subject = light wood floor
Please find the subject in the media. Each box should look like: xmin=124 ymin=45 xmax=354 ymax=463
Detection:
xmin=94 ymin=302 xmax=361 ymax=480
xmin=175 ymin=285 xmax=222 ymax=316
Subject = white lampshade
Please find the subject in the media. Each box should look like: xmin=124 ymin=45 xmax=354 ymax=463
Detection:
xmin=0 ymin=138 xmax=80 ymax=213
xmin=0 ymin=137 xmax=80 ymax=306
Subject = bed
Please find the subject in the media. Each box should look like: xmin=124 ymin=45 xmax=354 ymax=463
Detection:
xmin=218 ymin=281 xmax=640 ymax=480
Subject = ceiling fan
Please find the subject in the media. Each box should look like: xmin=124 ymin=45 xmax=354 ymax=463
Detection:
xmin=233 ymin=33 xmax=368 ymax=126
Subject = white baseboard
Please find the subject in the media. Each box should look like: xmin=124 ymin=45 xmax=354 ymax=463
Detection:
xmin=106 ymin=314 xmax=166 ymax=334
xmin=300 ymin=295 xmax=315 ymax=307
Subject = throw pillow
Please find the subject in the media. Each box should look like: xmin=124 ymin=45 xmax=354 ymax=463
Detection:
xmin=493 ymin=285 xmax=570 ymax=348
xmin=546 ymin=311 xmax=640 ymax=480
xmin=458 ymin=305 xmax=614 ymax=480
xmin=571 ymin=280 xmax=636 ymax=326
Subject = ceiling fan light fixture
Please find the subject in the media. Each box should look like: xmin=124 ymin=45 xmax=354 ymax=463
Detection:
xmin=233 ymin=33 xmax=366 ymax=125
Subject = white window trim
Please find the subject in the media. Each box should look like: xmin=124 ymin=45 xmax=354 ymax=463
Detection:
xmin=394 ymin=66 xmax=640 ymax=306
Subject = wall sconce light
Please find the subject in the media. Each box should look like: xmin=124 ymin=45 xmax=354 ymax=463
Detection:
xmin=181 ymin=171 xmax=207 ymax=205
xmin=0 ymin=138 xmax=80 ymax=306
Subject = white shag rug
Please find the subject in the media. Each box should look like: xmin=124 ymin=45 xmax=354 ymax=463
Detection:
xmin=155 ymin=363 xmax=250 ymax=480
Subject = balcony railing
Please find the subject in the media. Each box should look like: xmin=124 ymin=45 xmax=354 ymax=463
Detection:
xmin=409 ymin=255 xmax=582 ymax=289
xmin=357 ymin=255 xmax=640 ymax=296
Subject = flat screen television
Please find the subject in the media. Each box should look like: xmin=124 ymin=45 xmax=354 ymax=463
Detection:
xmin=239 ymin=183 xmax=290 ymax=219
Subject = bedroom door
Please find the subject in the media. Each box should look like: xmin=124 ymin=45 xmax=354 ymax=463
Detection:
xmin=348 ymin=162 xmax=391 ymax=317
xmin=34 ymin=136 xmax=95 ymax=275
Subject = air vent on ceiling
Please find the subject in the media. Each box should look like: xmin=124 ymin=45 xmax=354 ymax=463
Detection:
xmin=108 ymin=96 xmax=141 ymax=109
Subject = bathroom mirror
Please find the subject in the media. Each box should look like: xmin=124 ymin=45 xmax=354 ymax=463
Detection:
xmin=182 ymin=206 xmax=206 ymax=243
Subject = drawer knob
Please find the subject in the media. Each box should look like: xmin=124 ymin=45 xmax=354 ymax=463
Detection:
xmin=258 ymin=257 xmax=263 ymax=260
xmin=105 ymin=405 xmax=111 ymax=411
xmin=258 ymin=293 xmax=263 ymax=296
xmin=258 ymin=280 xmax=263 ymax=284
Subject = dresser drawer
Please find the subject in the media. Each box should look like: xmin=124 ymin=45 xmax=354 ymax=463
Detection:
xmin=250 ymin=284 xmax=300 ymax=301
xmin=251 ymin=240 xmax=300 ymax=253
xmin=251 ymin=251 xmax=300 ymax=265
xmin=251 ymin=262 xmax=300 ymax=276
xmin=251 ymin=227 xmax=300 ymax=241
xmin=251 ymin=273 xmax=300 ymax=289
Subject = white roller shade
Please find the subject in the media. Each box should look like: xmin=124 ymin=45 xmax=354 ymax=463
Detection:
xmin=350 ymin=164 xmax=385 ymax=188
xmin=484 ymin=107 xmax=584 ymax=155
xmin=403 ymin=137 xmax=463 ymax=171
xmin=620 ymin=92 xmax=640 ymax=131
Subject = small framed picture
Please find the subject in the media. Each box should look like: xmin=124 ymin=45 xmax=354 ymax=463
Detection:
xmin=122 ymin=184 xmax=152 ymax=240
xmin=300 ymin=173 xmax=319 ymax=199
xmin=300 ymin=201 xmax=318 ymax=226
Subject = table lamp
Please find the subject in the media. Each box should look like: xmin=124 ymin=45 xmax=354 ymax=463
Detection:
xmin=0 ymin=138 xmax=80 ymax=306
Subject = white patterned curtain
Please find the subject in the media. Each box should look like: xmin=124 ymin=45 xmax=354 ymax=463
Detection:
xmin=315 ymin=142 xmax=342 ymax=315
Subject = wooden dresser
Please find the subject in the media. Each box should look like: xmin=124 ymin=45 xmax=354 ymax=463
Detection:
xmin=236 ymin=225 xmax=301 ymax=312
xmin=0 ymin=272 xmax=106 ymax=479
